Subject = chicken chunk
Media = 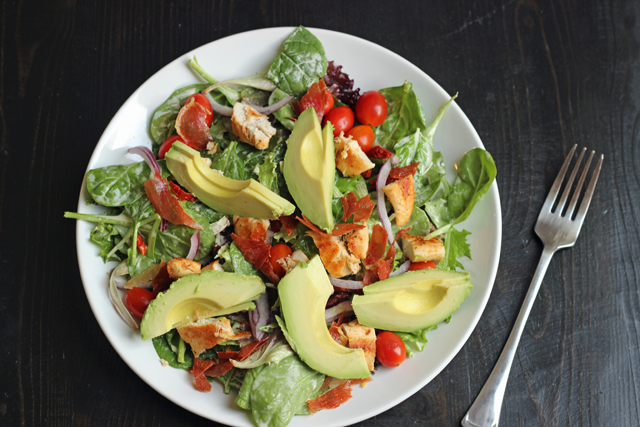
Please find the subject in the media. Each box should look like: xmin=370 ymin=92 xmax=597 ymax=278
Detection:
xmin=231 ymin=103 xmax=276 ymax=150
xmin=277 ymin=250 xmax=310 ymax=275
xmin=166 ymin=257 xmax=201 ymax=279
xmin=307 ymin=231 xmax=361 ymax=278
xmin=177 ymin=317 xmax=251 ymax=357
xmin=233 ymin=216 xmax=270 ymax=242
xmin=343 ymin=226 xmax=369 ymax=260
xmin=381 ymin=175 xmax=415 ymax=227
xmin=334 ymin=133 xmax=375 ymax=177
xmin=402 ymin=234 xmax=445 ymax=262
xmin=341 ymin=320 xmax=376 ymax=371
xmin=202 ymin=259 xmax=225 ymax=272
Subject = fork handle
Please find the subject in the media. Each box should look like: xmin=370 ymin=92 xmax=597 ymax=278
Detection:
xmin=461 ymin=246 xmax=556 ymax=427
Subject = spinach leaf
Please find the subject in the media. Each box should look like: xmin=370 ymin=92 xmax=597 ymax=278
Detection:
xmin=237 ymin=355 xmax=324 ymax=427
xmin=180 ymin=200 xmax=224 ymax=224
xmin=376 ymin=81 xmax=428 ymax=149
xmin=86 ymin=161 xmax=151 ymax=207
xmin=212 ymin=140 xmax=246 ymax=180
xmin=153 ymin=204 xmax=214 ymax=261
xmin=415 ymin=151 xmax=446 ymax=207
xmin=240 ymin=86 xmax=271 ymax=106
xmin=266 ymin=26 xmax=328 ymax=96
xmin=215 ymin=368 xmax=247 ymax=395
xmin=152 ymin=331 xmax=194 ymax=370
xmin=269 ymin=88 xmax=297 ymax=130
xmin=391 ymin=206 xmax=431 ymax=236
xmin=189 ymin=56 xmax=240 ymax=105
xmin=149 ymin=84 xmax=208 ymax=147
xmin=439 ymin=228 xmax=472 ymax=271
xmin=123 ymin=196 xmax=155 ymax=222
xmin=425 ymin=148 xmax=496 ymax=238
xmin=209 ymin=117 xmax=231 ymax=144
xmin=229 ymin=243 xmax=259 ymax=275
xmin=231 ymin=331 xmax=294 ymax=370
xmin=256 ymin=151 xmax=280 ymax=193
xmin=90 ymin=223 xmax=124 ymax=262
xmin=335 ymin=175 xmax=368 ymax=199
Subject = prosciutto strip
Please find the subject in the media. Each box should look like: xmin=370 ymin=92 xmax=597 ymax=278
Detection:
xmin=298 ymin=79 xmax=329 ymax=122
xmin=231 ymin=233 xmax=271 ymax=270
xmin=169 ymin=180 xmax=198 ymax=202
xmin=192 ymin=358 xmax=215 ymax=392
xmin=175 ymin=98 xmax=212 ymax=150
xmin=279 ymin=214 xmax=298 ymax=235
xmin=144 ymin=170 xmax=202 ymax=230
xmin=388 ymin=162 xmax=420 ymax=181
xmin=306 ymin=379 xmax=372 ymax=413
xmin=341 ymin=192 xmax=375 ymax=223
xmin=297 ymin=214 xmax=365 ymax=237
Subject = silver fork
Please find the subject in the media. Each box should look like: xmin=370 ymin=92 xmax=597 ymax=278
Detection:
xmin=461 ymin=145 xmax=603 ymax=427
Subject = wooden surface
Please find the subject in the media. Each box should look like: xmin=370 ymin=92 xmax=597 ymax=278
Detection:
xmin=1 ymin=0 xmax=638 ymax=426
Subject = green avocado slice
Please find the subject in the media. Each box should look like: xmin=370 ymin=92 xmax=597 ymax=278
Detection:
xmin=165 ymin=142 xmax=294 ymax=219
xmin=352 ymin=269 xmax=473 ymax=332
xmin=278 ymin=256 xmax=370 ymax=379
xmin=140 ymin=270 xmax=266 ymax=340
xmin=283 ymin=108 xmax=335 ymax=232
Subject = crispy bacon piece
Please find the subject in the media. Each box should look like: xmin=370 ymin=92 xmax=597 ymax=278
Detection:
xmin=175 ymin=98 xmax=212 ymax=150
xmin=145 ymin=170 xmax=202 ymax=230
xmin=297 ymin=214 xmax=365 ymax=237
xmin=270 ymin=220 xmax=282 ymax=233
xmin=238 ymin=337 xmax=269 ymax=360
xmin=169 ymin=181 xmax=198 ymax=202
xmin=217 ymin=351 xmax=240 ymax=362
xmin=279 ymin=214 xmax=298 ymax=236
xmin=231 ymin=233 xmax=271 ymax=270
xmin=388 ymin=162 xmax=420 ymax=181
xmin=192 ymin=358 xmax=215 ymax=392
xmin=341 ymin=192 xmax=375 ymax=223
xmin=306 ymin=379 xmax=371 ymax=413
xmin=204 ymin=361 xmax=234 ymax=378
xmin=367 ymin=146 xmax=392 ymax=159
xmin=361 ymin=169 xmax=372 ymax=179
xmin=260 ymin=259 xmax=281 ymax=285
xmin=152 ymin=260 xmax=173 ymax=295
xmin=366 ymin=224 xmax=388 ymax=264
xmin=298 ymin=79 xmax=329 ymax=122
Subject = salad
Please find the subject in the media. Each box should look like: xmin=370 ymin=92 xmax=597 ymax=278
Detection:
xmin=66 ymin=26 xmax=496 ymax=427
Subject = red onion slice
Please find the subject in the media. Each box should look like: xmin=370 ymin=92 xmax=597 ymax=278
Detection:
xmin=129 ymin=146 xmax=161 ymax=175
xmin=160 ymin=219 xmax=168 ymax=232
xmin=204 ymin=92 xmax=233 ymax=117
xmin=250 ymin=293 xmax=270 ymax=341
xmin=325 ymin=301 xmax=353 ymax=324
xmin=186 ymin=230 xmax=200 ymax=260
xmin=250 ymin=95 xmax=294 ymax=116
xmin=377 ymin=155 xmax=400 ymax=244
xmin=109 ymin=260 xmax=138 ymax=330
xmin=389 ymin=260 xmax=411 ymax=277
xmin=329 ymin=277 xmax=365 ymax=290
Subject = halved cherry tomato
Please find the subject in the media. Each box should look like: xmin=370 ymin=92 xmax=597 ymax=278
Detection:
xmin=158 ymin=135 xmax=186 ymax=160
xmin=323 ymin=90 xmax=335 ymax=115
xmin=408 ymin=261 xmax=436 ymax=271
xmin=124 ymin=287 xmax=156 ymax=320
xmin=356 ymin=91 xmax=388 ymax=127
xmin=323 ymin=106 xmax=355 ymax=137
xmin=270 ymin=243 xmax=293 ymax=278
xmin=346 ymin=125 xmax=375 ymax=153
xmin=185 ymin=93 xmax=213 ymax=127
xmin=376 ymin=331 xmax=406 ymax=367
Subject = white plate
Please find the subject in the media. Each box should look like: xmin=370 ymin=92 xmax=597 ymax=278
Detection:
xmin=75 ymin=27 xmax=502 ymax=427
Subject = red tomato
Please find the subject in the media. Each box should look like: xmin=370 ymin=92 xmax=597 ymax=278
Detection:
xmin=185 ymin=93 xmax=213 ymax=127
xmin=356 ymin=91 xmax=388 ymax=127
xmin=136 ymin=234 xmax=147 ymax=256
xmin=270 ymin=243 xmax=293 ymax=278
xmin=346 ymin=125 xmax=375 ymax=153
xmin=158 ymin=135 xmax=186 ymax=159
xmin=323 ymin=106 xmax=355 ymax=137
xmin=323 ymin=90 xmax=335 ymax=115
xmin=376 ymin=331 xmax=406 ymax=367
xmin=408 ymin=261 xmax=437 ymax=271
xmin=124 ymin=287 xmax=156 ymax=320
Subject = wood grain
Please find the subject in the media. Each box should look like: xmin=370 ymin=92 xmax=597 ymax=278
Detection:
xmin=1 ymin=0 xmax=638 ymax=426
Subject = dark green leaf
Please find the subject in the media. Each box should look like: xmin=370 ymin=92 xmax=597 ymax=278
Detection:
xmin=269 ymin=88 xmax=297 ymax=130
xmin=152 ymin=332 xmax=193 ymax=370
xmin=212 ymin=141 xmax=246 ymax=180
xmin=439 ymin=228 xmax=472 ymax=271
xmin=375 ymin=81 xmax=428 ymax=150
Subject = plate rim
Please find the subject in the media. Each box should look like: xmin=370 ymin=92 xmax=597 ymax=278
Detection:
xmin=75 ymin=26 xmax=502 ymax=426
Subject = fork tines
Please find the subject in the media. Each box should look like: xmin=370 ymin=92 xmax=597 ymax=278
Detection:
xmin=544 ymin=144 xmax=603 ymax=220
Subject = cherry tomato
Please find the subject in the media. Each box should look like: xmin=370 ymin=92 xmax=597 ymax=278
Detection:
xmin=158 ymin=135 xmax=186 ymax=159
xmin=408 ymin=261 xmax=437 ymax=271
xmin=346 ymin=125 xmax=375 ymax=153
xmin=136 ymin=234 xmax=147 ymax=256
xmin=185 ymin=93 xmax=213 ymax=127
xmin=124 ymin=287 xmax=156 ymax=320
xmin=376 ymin=331 xmax=406 ymax=367
xmin=355 ymin=91 xmax=388 ymax=127
xmin=323 ymin=90 xmax=335 ymax=115
xmin=270 ymin=243 xmax=293 ymax=278
xmin=323 ymin=106 xmax=355 ymax=137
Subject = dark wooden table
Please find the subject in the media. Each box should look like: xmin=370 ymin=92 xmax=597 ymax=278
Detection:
xmin=2 ymin=1 xmax=638 ymax=426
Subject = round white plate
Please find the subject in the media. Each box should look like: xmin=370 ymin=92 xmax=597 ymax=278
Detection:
xmin=75 ymin=27 xmax=501 ymax=427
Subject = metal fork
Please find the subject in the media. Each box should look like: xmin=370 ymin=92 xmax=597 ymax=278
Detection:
xmin=461 ymin=145 xmax=603 ymax=427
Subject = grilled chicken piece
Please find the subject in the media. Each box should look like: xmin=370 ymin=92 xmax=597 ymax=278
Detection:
xmin=231 ymin=103 xmax=276 ymax=150
xmin=233 ymin=216 xmax=270 ymax=242
xmin=166 ymin=257 xmax=201 ymax=279
xmin=307 ymin=231 xmax=361 ymax=278
xmin=401 ymin=234 xmax=445 ymax=262
xmin=334 ymin=133 xmax=375 ymax=177
xmin=382 ymin=175 xmax=415 ymax=227
xmin=177 ymin=317 xmax=251 ymax=357
xmin=202 ymin=259 xmax=225 ymax=272
xmin=343 ymin=226 xmax=369 ymax=260
xmin=277 ymin=250 xmax=310 ymax=275
xmin=341 ymin=320 xmax=377 ymax=371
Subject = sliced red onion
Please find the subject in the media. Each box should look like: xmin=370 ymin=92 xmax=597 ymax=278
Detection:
xmin=129 ymin=146 xmax=161 ymax=175
xmin=250 ymin=95 xmax=294 ymax=116
xmin=205 ymin=75 xmax=277 ymax=92
xmin=204 ymin=92 xmax=233 ymax=117
xmin=389 ymin=260 xmax=411 ymax=277
xmin=210 ymin=216 xmax=230 ymax=235
xmin=325 ymin=301 xmax=353 ymax=324
xmin=265 ymin=230 xmax=274 ymax=245
xmin=329 ymin=277 xmax=365 ymax=290
xmin=250 ymin=293 xmax=270 ymax=341
xmin=186 ymin=230 xmax=200 ymax=260
xmin=377 ymin=155 xmax=400 ymax=244
xmin=160 ymin=219 xmax=168 ymax=232
xmin=109 ymin=260 xmax=138 ymax=330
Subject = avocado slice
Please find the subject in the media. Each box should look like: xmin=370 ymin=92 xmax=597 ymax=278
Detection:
xmin=352 ymin=269 xmax=473 ymax=332
xmin=165 ymin=142 xmax=295 ymax=219
xmin=283 ymin=108 xmax=335 ymax=232
xmin=278 ymin=256 xmax=370 ymax=379
xmin=140 ymin=270 xmax=266 ymax=340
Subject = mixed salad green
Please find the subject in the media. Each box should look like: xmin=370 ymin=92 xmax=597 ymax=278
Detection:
xmin=66 ymin=26 xmax=496 ymax=427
